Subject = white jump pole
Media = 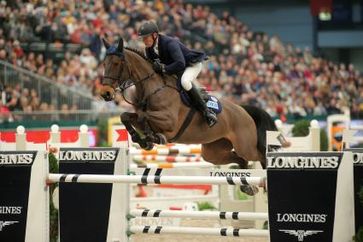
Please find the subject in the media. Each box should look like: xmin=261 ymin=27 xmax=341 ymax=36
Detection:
xmin=129 ymin=226 xmax=269 ymax=237
xmin=129 ymin=209 xmax=268 ymax=220
xmin=47 ymin=173 xmax=265 ymax=186
xmin=131 ymin=194 xmax=219 ymax=204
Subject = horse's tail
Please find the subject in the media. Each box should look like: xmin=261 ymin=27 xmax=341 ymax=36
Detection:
xmin=241 ymin=105 xmax=278 ymax=156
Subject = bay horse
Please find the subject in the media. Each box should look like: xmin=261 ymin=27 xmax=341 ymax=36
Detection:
xmin=99 ymin=38 xmax=289 ymax=195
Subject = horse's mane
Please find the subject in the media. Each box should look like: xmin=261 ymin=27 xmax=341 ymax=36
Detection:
xmin=124 ymin=46 xmax=177 ymax=82
xmin=124 ymin=47 xmax=153 ymax=64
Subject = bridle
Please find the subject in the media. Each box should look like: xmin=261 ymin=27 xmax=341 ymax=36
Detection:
xmin=102 ymin=53 xmax=132 ymax=86
xmin=102 ymin=50 xmax=178 ymax=107
xmin=102 ymin=53 xmax=155 ymax=105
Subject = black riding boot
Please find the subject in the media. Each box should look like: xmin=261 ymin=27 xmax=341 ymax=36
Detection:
xmin=187 ymin=85 xmax=217 ymax=127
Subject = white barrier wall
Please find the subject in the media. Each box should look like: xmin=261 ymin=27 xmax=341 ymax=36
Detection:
xmin=273 ymin=119 xmax=321 ymax=151
xmin=0 ymin=125 xmax=89 ymax=152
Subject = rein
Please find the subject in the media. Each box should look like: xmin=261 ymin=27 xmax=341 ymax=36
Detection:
xmin=102 ymin=50 xmax=179 ymax=108
xmin=119 ymin=73 xmax=179 ymax=108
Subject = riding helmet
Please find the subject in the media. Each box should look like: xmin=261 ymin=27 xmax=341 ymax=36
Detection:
xmin=138 ymin=21 xmax=159 ymax=37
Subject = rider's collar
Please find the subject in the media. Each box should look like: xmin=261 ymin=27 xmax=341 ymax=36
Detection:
xmin=152 ymin=35 xmax=159 ymax=54
xmin=106 ymin=45 xmax=124 ymax=58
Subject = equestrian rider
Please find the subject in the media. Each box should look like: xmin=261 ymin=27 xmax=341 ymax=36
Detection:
xmin=137 ymin=21 xmax=218 ymax=127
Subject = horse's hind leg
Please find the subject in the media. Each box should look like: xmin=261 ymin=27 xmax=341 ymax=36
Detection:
xmin=201 ymin=138 xmax=248 ymax=168
xmin=202 ymin=138 xmax=259 ymax=196
xmin=230 ymin=130 xmax=267 ymax=169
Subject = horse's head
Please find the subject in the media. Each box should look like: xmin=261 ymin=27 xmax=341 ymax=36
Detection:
xmin=100 ymin=38 xmax=129 ymax=101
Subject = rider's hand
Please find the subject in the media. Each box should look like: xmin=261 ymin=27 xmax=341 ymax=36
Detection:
xmin=152 ymin=61 xmax=165 ymax=74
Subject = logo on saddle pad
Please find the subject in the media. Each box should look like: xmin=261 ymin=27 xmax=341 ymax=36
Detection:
xmin=206 ymin=96 xmax=221 ymax=113
xmin=180 ymin=92 xmax=222 ymax=114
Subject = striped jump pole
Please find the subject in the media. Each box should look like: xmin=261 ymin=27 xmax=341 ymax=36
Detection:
xmin=132 ymin=155 xmax=205 ymax=163
xmin=129 ymin=162 xmax=213 ymax=169
xmin=129 ymin=209 xmax=268 ymax=220
xmin=128 ymin=226 xmax=269 ymax=237
xmin=47 ymin=173 xmax=265 ymax=186
xmin=132 ymin=143 xmax=201 ymax=149
xmin=129 ymin=147 xmax=201 ymax=155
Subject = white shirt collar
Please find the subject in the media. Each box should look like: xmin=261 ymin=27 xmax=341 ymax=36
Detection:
xmin=153 ymin=36 xmax=159 ymax=55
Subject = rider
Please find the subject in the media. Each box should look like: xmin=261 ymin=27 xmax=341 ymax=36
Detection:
xmin=137 ymin=20 xmax=217 ymax=127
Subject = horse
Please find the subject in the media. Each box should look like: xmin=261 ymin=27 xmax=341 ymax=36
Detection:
xmin=99 ymin=38 xmax=289 ymax=195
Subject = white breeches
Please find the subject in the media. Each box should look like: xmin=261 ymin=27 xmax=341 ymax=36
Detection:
xmin=180 ymin=62 xmax=203 ymax=91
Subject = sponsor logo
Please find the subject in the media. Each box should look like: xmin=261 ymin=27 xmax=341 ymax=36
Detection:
xmin=0 ymin=221 xmax=19 ymax=232
xmin=279 ymin=229 xmax=323 ymax=241
xmin=0 ymin=154 xmax=34 ymax=165
xmin=209 ymin=171 xmax=251 ymax=177
xmin=353 ymin=152 xmax=363 ymax=165
xmin=277 ymin=213 xmax=327 ymax=223
xmin=207 ymin=100 xmax=219 ymax=109
xmin=59 ymin=150 xmax=117 ymax=161
xmin=267 ymin=156 xmax=339 ymax=169
xmin=0 ymin=206 xmax=22 ymax=215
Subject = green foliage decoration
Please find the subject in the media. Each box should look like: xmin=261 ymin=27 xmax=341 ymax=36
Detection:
xmin=291 ymin=119 xmax=328 ymax=151
xmin=48 ymin=152 xmax=59 ymax=242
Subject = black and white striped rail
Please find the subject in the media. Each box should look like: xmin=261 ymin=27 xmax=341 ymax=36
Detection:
xmin=47 ymin=173 xmax=265 ymax=186
xmin=129 ymin=209 xmax=268 ymax=220
xmin=129 ymin=226 xmax=269 ymax=237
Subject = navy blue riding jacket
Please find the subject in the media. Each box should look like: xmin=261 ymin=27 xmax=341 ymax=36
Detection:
xmin=145 ymin=34 xmax=208 ymax=76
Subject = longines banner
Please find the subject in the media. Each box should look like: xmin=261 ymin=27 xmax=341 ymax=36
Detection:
xmin=345 ymin=148 xmax=363 ymax=234
xmin=267 ymin=152 xmax=354 ymax=242
xmin=58 ymin=148 xmax=119 ymax=242
xmin=0 ymin=151 xmax=36 ymax=242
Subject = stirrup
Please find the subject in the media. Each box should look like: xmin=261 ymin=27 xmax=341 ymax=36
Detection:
xmin=205 ymin=110 xmax=217 ymax=127
xmin=207 ymin=118 xmax=217 ymax=127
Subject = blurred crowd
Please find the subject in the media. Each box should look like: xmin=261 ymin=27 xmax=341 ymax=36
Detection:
xmin=1 ymin=0 xmax=363 ymax=123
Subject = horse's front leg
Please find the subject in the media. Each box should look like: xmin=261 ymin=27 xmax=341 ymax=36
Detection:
xmin=120 ymin=112 xmax=153 ymax=150
xmin=143 ymin=121 xmax=168 ymax=145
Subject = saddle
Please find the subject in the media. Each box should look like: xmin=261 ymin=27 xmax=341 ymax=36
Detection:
xmin=177 ymin=80 xmax=222 ymax=114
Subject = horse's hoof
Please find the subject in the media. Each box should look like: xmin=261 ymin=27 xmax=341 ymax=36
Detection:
xmin=131 ymin=134 xmax=140 ymax=143
xmin=155 ymin=133 xmax=167 ymax=145
xmin=139 ymin=139 xmax=154 ymax=150
xmin=240 ymin=184 xmax=259 ymax=196
xmin=144 ymin=142 xmax=154 ymax=150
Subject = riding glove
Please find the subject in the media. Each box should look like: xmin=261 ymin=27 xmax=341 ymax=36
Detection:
xmin=152 ymin=61 xmax=165 ymax=74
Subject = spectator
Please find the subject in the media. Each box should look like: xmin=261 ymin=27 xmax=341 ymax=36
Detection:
xmin=0 ymin=0 xmax=361 ymax=120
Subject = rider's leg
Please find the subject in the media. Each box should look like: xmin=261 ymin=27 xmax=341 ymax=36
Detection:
xmin=181 ymin=63 xmax=217 ymax=127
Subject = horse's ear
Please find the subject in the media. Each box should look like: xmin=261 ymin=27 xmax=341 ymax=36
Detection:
xmin=102 ymin=38 xmax=110 ymax=49
xmin=117 ymin=38 xmax=124 ymax=52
